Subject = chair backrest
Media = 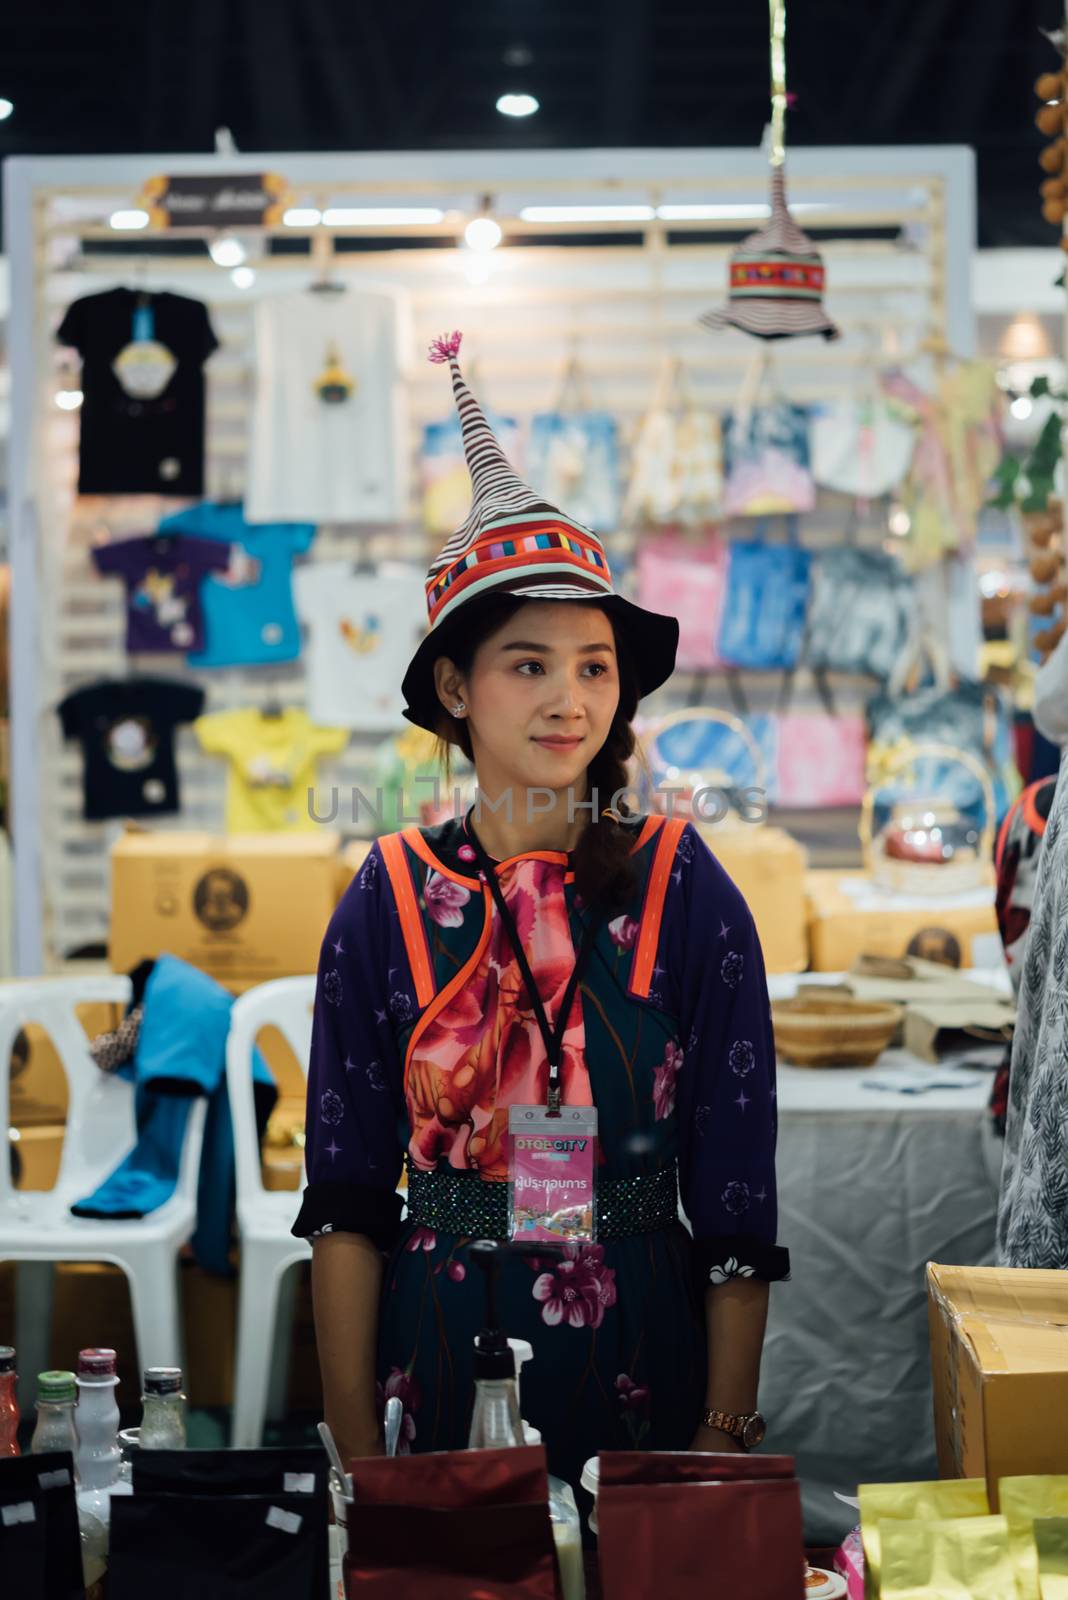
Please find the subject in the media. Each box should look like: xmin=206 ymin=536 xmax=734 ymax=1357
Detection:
xmin=225 ymin=976 xmax=315 ymax=1208
xmin=0 ymin=975 xmax=137 ymax=1202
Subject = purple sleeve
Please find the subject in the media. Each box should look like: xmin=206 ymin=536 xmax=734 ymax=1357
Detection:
xmin=92 ymin=540 xmax=138 ymax=579
xmin=292 ymin=842 xmax=408 ymax=1249
xmin=672 ymin=824 xmax=790 ymax=1287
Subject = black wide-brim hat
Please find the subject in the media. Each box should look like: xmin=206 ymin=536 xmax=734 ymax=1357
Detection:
xmin=401 ymin=587 xmax=679 ymax=736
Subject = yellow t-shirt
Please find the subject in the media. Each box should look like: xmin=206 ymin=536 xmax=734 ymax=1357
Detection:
xmin=195 ymin=707 xmax=349 ymax=832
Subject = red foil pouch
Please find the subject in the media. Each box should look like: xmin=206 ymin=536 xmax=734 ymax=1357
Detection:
xmin=344 ymin=1445 xmax=561 ymax=1600
xmin=597 ymin=1463 xmax=805 ymax=1599
xmin=598 ymin=1450 xmax=797 ymax=1487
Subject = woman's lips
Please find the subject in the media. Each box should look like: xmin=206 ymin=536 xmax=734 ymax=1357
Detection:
xmin=532 ymin=736 xmax=584 ymax=751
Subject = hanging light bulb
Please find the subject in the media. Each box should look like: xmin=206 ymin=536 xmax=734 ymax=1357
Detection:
xmin=465 ymin=216 xmax=502 ymax=253
xmin=209 ymin=236 xmax=246 ymax=268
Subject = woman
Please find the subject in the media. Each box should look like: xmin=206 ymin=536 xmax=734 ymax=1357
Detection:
xmin=998 ymin=628 xmax=1068 ymax=1264
xmin=293 ymin=333 xmax=789 ymax=1489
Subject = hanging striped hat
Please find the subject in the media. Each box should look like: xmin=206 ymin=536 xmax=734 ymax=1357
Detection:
xmin=401 ymin=330 xmax=678 ymax=732
xmin=699 ymin=167 xmax=839 ymax=342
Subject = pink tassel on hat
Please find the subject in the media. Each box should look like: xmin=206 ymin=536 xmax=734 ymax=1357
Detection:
xmin=428 ymin=330 xmax=463 ymax=364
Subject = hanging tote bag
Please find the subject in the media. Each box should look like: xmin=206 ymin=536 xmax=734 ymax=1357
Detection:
xmin=635 ymin=532 xmax=728 ymax=672
xmin=866 ymin=635 xmax=1017 ymax=822
xmin=810 ymin=392 xmax=915 ymax=499
xmin=774 ymin=711 xmax=869 ymax=807
xmin=623 ymin=358 xmax=723 ymax=528
xmin=722 ymin=354 xmax=815 ymax=517
xmin=717 ymin=517 xmax=812 ymax=673
xmin=801 ymin=543 xmax=914 ymax=684
xmin=526 ymin=357 xmax=622 ymax=532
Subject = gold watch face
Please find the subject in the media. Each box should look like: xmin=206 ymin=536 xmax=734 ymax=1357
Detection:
xmin=743 ymin=1413 xmax=767 ymax=1449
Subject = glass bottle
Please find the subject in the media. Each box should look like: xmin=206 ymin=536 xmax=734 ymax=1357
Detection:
xmin=138 ymin=1367 xmax=187 ymax=1449
xmin=31 ymin=1370 xmax=79 ymax=1462
xmin=0 ymin=1346 xmax=18 ymax=1456
xmin=75 ymin=1348 xmax=121 ymax=1490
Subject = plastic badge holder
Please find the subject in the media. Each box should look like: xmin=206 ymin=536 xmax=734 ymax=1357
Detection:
xmin=508 ymin=1105 xmax=598 ymax=1244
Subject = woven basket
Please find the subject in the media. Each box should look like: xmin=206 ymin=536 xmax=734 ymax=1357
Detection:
xmin=772 ymin=995 xmax=903 ymax=1068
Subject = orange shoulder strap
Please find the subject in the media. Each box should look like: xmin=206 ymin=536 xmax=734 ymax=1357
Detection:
xmin=630 ymin=816 xmax=688 ymax=998
xmin=377 ymin=832 xmax=436 ymax=1009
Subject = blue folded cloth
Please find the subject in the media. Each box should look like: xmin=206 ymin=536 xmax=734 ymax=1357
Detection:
xmin=72 ymin=954 xmax=276 ymax=1275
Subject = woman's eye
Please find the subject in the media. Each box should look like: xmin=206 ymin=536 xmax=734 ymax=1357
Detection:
xmin=583 ymin=661 xmax=611 ymax=678
xmin=516 ymin=660 xmax=544 ymax=675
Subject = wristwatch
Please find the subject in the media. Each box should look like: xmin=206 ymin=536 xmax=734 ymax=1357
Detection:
xmin=702 ymin=1407 xmax=767 ymax=1450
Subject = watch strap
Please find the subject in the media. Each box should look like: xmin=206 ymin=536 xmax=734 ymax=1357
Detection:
xmin=702 ymin=1407 xmax=746 ymax=1439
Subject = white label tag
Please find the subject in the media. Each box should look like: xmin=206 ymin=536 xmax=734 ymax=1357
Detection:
xmin=38 ymin=1469 xmax=72 ymax=1490
xmin=266 ymin=1506 xmax=303 ymax=1536
xmin=2 ymin=1501 xmax=36 ymax=1526
xmin=283 ymin=1472 xmax=316 ymax=1495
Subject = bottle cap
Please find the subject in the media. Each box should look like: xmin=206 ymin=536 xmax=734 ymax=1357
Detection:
xmin=0 ymin=1347 xmax=15 ymax=1375
xmin=77 ymin=1348 xmax=117 ymax=1379
xmin=143 ymin=1367 xmax=183 ymax=1396
xmin=37 ymin=1370 xmax=76 ymax=1403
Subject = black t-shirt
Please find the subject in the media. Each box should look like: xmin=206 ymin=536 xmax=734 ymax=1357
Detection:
xmin=58 ymin=677 xmax=205 ymax=820
xmin=57 ymin=288 xmax=218 ymax=496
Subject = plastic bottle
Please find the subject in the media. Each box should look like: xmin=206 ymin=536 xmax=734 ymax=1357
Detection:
xmin=468 ymin=1244 xmax=525 ymax=1450
xmin=508 ymin=1340 xmax=585 ymax=1600
xmin=138 ymin=1367 xmax=187 ymax=1449
xmin=0 ymin=1346 xmax=19 ymax=1456
xmin=75 ymin=1348 xmax=120 ymax=1490
xmin=31 ymin=1370 xmax=79 ymax=1463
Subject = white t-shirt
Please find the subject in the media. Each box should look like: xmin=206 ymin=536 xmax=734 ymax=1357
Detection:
xmin=294 ymin=562 xmax=427 ymax=730
xmin=245 ymin=289 xmax=408 ymax=524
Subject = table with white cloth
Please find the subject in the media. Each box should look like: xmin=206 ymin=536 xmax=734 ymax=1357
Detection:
xmin=760 ymin=972 xmax=1008 ymax=1545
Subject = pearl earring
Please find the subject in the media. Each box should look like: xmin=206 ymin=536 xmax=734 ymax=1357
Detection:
xmin=451 ymin=701 xmax=466 ymax=717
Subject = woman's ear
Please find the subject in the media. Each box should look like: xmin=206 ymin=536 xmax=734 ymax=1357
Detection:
xmin=433 ymin=656 xmax=465 ymax=714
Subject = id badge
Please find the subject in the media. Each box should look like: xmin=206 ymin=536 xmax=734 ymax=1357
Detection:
xmin=507 ymin=1105 xmax=598 ymax=1245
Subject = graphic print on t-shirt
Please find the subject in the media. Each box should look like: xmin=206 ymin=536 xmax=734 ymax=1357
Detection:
xmin=293 ymin=563 xmax=426 ymax=731
xmin=194 ymin=706 xmax=349 ymax=831
xmin=57 ymin=287 xmax=218 ymax=496
xmin=58 ymin=677 xmax=204 ymax=821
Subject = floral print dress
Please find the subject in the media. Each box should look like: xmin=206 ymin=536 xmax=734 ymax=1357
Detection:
xmin=294 ymin=815 xmax=788 ymax=1492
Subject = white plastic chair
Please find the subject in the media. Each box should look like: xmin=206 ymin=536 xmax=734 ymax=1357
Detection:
xmin=226 ymin=975 xmax=315 ymax=1447
xmin=0 ymin=975 xmax=206 ymax=1403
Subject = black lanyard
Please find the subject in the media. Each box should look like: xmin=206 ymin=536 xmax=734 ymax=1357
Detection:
xmin=467 ymin=819 xmax=600 ymax=1117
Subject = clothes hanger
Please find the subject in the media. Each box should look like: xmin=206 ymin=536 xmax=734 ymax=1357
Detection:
xmin=261 ymin=678 xmax=285 ymax=719
xmin=307 ymin=229 xmax=346 ymax=295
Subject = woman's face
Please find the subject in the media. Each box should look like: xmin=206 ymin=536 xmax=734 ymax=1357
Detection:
xmin=437 ymin=602 xmax=620 ymax=800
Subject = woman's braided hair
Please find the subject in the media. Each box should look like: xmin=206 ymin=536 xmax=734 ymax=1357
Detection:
xmin=433 ymin=598 xmax=641 ymax=913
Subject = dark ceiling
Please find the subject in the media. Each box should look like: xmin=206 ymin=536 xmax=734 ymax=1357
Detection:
xmin=0 ymin=0 xmax=1062 ymax=247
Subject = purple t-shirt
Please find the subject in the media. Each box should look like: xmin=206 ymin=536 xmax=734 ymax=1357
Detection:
xmin=92 ymin=532 xmax=232 ymax=654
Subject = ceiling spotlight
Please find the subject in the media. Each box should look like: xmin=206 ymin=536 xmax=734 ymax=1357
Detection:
xmin=497 ymin=92 xmax=539 ymax=118
xmin=230 ymin=266 xmax=256 ymax=290
xmin=55 ymin=389 xmax=84 ymax=411
xmin=209 ymin=236 xmax=246 ymax=268
xmin=109 ymin=209 xmax=150 ymax=231
xmin=282 ymin=207 xmax=322 ymax=227
xmin=1010 ymin=395 xmax=1034 ymax=421
xmin=0 ymin=99 xmax=13 ymax=122
xmin=465 ymin=215 xmax=503 ymax=252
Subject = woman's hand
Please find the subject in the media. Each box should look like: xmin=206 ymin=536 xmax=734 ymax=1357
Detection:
xmin=688 ymin=1422 xmax=747 ymax=1454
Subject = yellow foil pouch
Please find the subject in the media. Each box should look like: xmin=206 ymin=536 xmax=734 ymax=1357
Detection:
xmin=1000 ymin=1477 xmax=1068 ymax=1600
xmin=1035 ymin=1517 xmax=1068 ymax=1600
xmin=858 ymin=1480 xmax=990 ymax=1598
xmin=880 ymin=1514 xmax=1012 ymax=1600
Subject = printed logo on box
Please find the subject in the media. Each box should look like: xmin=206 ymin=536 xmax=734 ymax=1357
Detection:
xmin=193 ymin=867 xmax=250 ymax=932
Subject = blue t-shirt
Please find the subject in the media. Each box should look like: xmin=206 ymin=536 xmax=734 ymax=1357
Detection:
xmin=158 ymin=503 xmax=315 ymax=667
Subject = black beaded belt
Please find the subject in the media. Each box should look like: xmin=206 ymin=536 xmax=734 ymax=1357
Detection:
xmin=406 ymin=1162 xmax=679 ymax=1242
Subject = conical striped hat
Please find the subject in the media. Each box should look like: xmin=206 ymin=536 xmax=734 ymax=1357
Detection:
xmin=422 ymin=331 xmax=614 ymax=631
xmin=699 ymin=167 xmax=839 ymax=342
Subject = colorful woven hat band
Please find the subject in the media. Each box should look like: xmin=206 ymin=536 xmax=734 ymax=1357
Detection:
xmin=423 ymin=331 xmax=615 ymax=631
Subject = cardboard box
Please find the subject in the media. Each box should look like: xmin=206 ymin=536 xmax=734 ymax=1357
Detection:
xmin=702 ymin=825 xmax=808 ymax=974
xmin=928 ymin=1263 xmax=1068 ymax=1508
xmin=806 ymin=869 xmax=998 ymax=972
xmin=9 ymin=1123 xmax=65 ymax=1189
xmin=904 ymin=999 xmax=1014 ymax=1062
xmin=338 ymin=838 xmax=373 ymax=896
xmin=109 ymin=830 xmax=342 ymax=982
xmin=7 ymin=1000 xmax=122 ymax=1125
